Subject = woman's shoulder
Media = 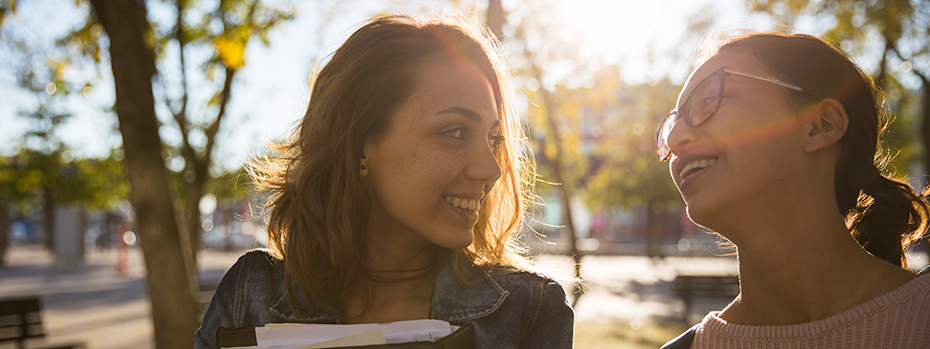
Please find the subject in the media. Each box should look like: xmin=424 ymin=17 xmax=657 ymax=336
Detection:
xmin=231 ymin=248 xmax=281 ymax=267
xmin=224 ymin=248 xmax=286 ymax=285
xmin=235 ymin=248 xmax=282 ymax=265
xmin=903 ymin=272 xmax=930 ymax=302
xmin=485 ymin=266 xmax=569 ymax=302
xmin=482 ymin=265 xmax=574 ymax=346
xmin=487 ymin=265 xmax=559 ymax=283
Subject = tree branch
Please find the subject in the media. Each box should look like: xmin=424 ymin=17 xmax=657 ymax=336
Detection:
xmin=169 ymin=0 xmax=198 ymax=171
xmin=177 ymin=0 xmax=189 ymax=124
xmin=887 ymin=41 xmax=928 ymax=85
xmin=202 ymin=66 xmax=235 ymax=169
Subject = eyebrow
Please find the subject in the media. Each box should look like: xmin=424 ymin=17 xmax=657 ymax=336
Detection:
xmin=436 ymin=107 xmax=501 ymax=128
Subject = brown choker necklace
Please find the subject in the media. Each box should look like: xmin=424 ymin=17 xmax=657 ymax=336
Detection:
xmin=366 ymin=263 xmax=435 ymax=283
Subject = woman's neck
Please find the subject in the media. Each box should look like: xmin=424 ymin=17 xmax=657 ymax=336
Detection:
xmin=718 ymin=208 xmax=915 ymax=325
xmin=343 ymin=230 xmax=439 ymax=324
xmin=344 ymin=271 xmax=435 ymax=324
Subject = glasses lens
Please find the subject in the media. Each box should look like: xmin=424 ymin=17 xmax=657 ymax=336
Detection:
xmin=656 ymin=111 xmax=677 ymax=161
xmin=686 ymin=75 xmax=722 ymax=126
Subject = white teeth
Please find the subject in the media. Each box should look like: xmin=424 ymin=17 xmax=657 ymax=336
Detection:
xmin=444 ymin=196 xmax=479 ymax=212
xmin=680 ymin=158 xmax=717 ymax=179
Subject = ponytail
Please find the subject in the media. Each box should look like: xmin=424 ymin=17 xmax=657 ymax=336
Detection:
xmin=845 ymin=169 xmax=930 ymax=268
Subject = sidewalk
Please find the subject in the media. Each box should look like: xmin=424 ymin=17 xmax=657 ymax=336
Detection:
xmin=0 ymin=245 xmax=242 ymax=349
xmin=0 ymin=245 xmax=737 ymax=348
xmin=538 ymin=253 xmax=737 ymax=324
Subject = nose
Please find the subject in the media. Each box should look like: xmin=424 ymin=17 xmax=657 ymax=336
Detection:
xmin=466 ymin=141 xmax=503 ymax=186
xmin=666 ymin=117 xmax=697 ymax=158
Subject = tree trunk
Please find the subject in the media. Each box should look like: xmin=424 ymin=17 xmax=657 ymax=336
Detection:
xmin=0 ymin=203 xmax=10 ymax=268
xmin=89 ymin=0 xmax=200 ymax=347
xmin=187 ymin=171 xmax=204 ymax=261
xmin=42 ymin=186 xmax=55 ymax=251
xmin=911 ymin=71 xmax=930 ymax=178
xmin=533 ymin=68 xmax=582 ymax=302
xmin=486 ymin=0 xmax=505 ymax=40
xmin=921 ymin=81 xmax=930 ymax=176
xmin=184 ymin=66 xmax=236 ymax=264
xmin=644 ymin=202 xmax=659 ymax=259
xmin=78 ymin=209 xmax=87 ymax=261
xmin=506 ymin=9 xmax=583 ymax=303
xmin=104 ymin=210 xmax=116 ymax=250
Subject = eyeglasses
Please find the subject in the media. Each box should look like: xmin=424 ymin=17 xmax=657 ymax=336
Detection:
xmin=655 ymin=67 xmax=806 ymax=161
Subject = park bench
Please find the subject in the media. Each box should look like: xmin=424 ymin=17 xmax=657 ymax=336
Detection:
xmin=0 ymin=296 xmax=85 ymax=349
xmin=671 ymin=275 xmax=740 ymax=320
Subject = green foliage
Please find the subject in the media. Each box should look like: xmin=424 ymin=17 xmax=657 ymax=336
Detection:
xmin=71 ymin=152 xmax=130 ymax=210
xmin=0 ymin=0 xmax=15 ymax=33
xmin=0 ymin=26 xmax=128 ymax=214
xmin=15 ymin=0 xmax=299 ymax=243
xmin=584 ymin=78 xmax=683 ymax=210
xmin=0 ymin=149 xmax=128 ymax=213
xmin=208 ymin=166 xmax=251 ymax=204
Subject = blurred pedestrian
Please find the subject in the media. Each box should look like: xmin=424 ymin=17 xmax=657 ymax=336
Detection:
xmin=195 ymin=14 xmax=573 ymax=349
xmin=657 ymin=32 xmax=930 ymax=348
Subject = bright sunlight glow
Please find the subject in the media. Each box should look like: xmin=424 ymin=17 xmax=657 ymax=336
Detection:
xmin=553 ymin=0 xmax=761 ymax=83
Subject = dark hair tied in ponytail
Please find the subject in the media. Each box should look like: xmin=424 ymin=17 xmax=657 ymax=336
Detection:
xmin=847 ymin=167 xmax=929 ymax=268
xmin=715 ymin=32 xmax=930 ymax=270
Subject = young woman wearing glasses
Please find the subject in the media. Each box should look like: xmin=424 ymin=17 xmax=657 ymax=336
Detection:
xmin=657 ymin=32 xmax=930 ymax=348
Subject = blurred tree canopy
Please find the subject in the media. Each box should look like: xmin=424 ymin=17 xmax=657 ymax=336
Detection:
xmin=32 ymin=0 xmax=295 ymax=266
xmin=502 ymin=0 xmax=690 ymax=227
xmin=1 ymin=0 xmax=297 ymax=346
xmin=747 ymin=0 xmax=930 ymax=178
xmin=0 ymin=32 xmax=129 ymax=266
xmin=584 ymin=78 xmax=683 ymax=211
xmin=0 ymin=150 xmax=127 ymax=266
xmin=0 ymin=150 xmax=127 ymax=214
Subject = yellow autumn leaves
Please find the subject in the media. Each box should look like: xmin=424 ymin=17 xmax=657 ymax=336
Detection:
xmin=214 ymin=26 xmax=251 ymax=69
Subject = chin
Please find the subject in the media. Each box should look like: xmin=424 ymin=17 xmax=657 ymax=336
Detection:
xmin=433 ymin=230 xmax=475 ymax=250
xmin=443 ymin=237 xmax=474 ymax=250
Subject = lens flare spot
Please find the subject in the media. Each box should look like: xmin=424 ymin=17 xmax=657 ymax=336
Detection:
xmin=82 ymin=85 xmax=94 ymax=98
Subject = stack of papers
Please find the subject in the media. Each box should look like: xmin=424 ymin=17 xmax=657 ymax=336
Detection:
xmin=223 ymin=319 xmax=460 ymax=349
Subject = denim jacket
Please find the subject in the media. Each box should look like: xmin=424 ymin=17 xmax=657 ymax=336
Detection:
xmin=195 ymin=249 xmax=574 ymax=348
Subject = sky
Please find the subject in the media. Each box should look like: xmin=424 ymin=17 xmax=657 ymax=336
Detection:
xmin=0 ymin=0 xmax=803 ymax=170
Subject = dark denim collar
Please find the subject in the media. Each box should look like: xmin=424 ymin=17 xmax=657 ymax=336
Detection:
xmin=430 ymin=250 xmax=510 ymax=324
xmin=268 ymin=277 xmax=341 ymax=323
xmin=267 ymin=249 xmax=510 ymax=324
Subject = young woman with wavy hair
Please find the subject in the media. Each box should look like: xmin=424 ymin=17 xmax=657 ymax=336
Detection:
xmin=195 ymin=15 xmax=573 ymax=348
xmin=658 ymin=32 xmax=930 ymax=348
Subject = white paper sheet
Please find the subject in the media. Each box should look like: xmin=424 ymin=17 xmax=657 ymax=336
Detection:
xmin=252 ymin=319 xmax=457 ymax=348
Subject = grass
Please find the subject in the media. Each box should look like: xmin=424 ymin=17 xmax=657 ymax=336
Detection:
xmin=574 ymin=320 xmax=691 ymax=349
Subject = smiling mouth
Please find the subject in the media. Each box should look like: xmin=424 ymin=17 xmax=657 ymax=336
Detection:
xmin=444 ymin=196 xmax=480 ymax=213
xmin=680 ymin=158 xmax=717 ymax=181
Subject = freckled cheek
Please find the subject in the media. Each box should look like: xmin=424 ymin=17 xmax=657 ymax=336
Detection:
xmin=389 ymin=149 xmax=460 ymax=188
xmin=414 ymin=152 xmax=463 ymax=186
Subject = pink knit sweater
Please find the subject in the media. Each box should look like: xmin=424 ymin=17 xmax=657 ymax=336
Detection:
xmin=691 ymin=273 xmax=930 ymax=349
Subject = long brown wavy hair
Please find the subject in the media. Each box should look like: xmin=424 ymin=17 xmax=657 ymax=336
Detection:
xmin=248 ymin=15 xmax=535 ymax=315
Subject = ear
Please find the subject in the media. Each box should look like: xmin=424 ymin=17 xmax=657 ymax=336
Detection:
xmin=801 ymin=98 xmax=848 ymax=154
xmin=360 ymin=135 xmax=375 ymax=178
xmin=359 ymin=153 xmax=369 ymax=177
